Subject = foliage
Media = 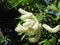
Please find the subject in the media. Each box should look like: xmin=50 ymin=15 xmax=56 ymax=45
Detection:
xmin=0 ymin=0 xmax=60 ymax=45
xmin=7 ymin=0 xmax=31 ymax=8
xmin=0 ymin=29 xmax=10 ymax=45
xmin=39 ymin=36 xmax=56 ymax=45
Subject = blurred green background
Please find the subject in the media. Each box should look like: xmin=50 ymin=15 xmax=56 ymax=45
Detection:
xmin=0 ymin=0 xmax=60 ymax=45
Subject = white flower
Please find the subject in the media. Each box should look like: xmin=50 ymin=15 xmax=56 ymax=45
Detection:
xmin=15 ymin=8 xmax=42 ymax=43
xmin=42 ymin=24 xmax=60 ymax=33
xmin=23 ymin=21 xmax=35 ymax=28
xmin=15 ymin=8 xmax=60 ymax=43
xmin=15 ymin=23 xmax=28 ymax=32
xmin=32 ymin=22 xmax=39 ymax=30
xmin=20 ymin=13 xmax=38 ymax=22
xmin=18 ymin=8 xmax=29 ymax=15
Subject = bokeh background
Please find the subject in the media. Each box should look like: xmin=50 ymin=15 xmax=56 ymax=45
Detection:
xmin=0 ymin=0 xmax=60 ymax=45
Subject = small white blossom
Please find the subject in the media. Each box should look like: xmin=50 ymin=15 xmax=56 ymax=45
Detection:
xmin=32 ymin=22 xmax=39 ymax=30
xmin=42 ymin=24 xmax=60 ymax=33
xmin=18 ymin=8 xmax=29 ymax=14
xmin=15 ymin=23 xmax=28 ymax=32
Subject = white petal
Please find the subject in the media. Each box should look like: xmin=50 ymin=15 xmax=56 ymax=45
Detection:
xmin=15 ymin=24 xmax=28 ymax=32
xmin=20 ymin=13 xmax=33 ymax=21
xmin=43 ymin=24 xmax=60 ymax=33
xmin=32 ymin=22 xmax=39 ymax=30
xmin=23 ymin=21 xmax=35 ymax=28
xmin=52 ymin=25 xmax=60 ymax=33
xmin=42 ymin=24 xmax=53 ymax=32
xmin=18 ymin=8 xmax=29 ymax=14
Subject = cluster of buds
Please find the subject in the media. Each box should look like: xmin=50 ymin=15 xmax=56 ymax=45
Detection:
xmin=15 ymin=8 xmax=60 ymax=43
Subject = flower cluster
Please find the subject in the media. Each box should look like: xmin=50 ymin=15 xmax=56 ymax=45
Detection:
xmin=15 ymin=8 xmax=60 ymax=43
xmin=15 ymin=8 xmax=42 ymax=43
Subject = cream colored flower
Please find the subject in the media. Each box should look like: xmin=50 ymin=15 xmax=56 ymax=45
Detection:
xmin=42 ymin=24 xmax=60 ymax=33
xmin=15 ymin=8 xmax=42 ymax=43
xmin=15 ymin=8 xmax=60 ymax=43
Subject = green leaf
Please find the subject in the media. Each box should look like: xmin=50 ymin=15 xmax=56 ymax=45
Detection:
xmin=39 ymin=36 xmax=56 ymax=45
xmin=36 ymin=14 xmax=43 ymax=22
xmin=58 ymin=1 xmax=60 ymax=9
xmin=8 ymin=0 xmax=31 ymax=8
xmin=43 ymin=39 xmax=50 ymax=45
xmin=0 ymin=29 xmax=4 ymax=43
xmin=49 ymin=36 xmax=56 ymax=45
